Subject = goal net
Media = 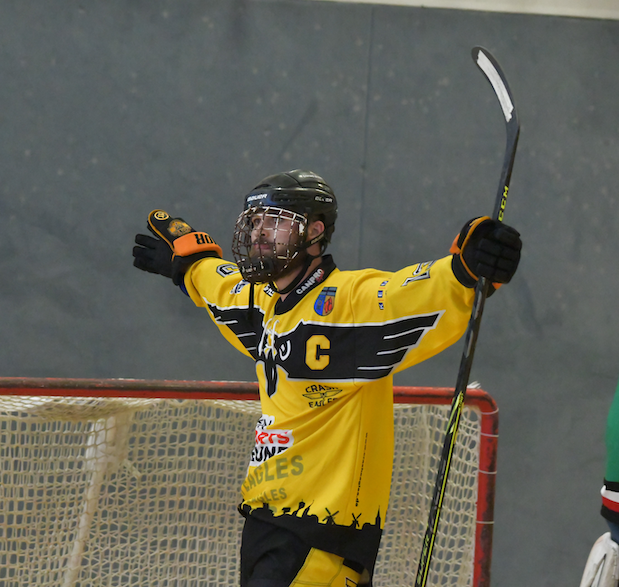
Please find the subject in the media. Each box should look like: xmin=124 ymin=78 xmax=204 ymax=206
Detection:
xmin=0 ymin=378 xmax=497 ymax=587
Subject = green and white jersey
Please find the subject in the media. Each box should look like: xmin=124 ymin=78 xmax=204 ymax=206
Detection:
xmin=602 ymin=379 xmax=619 ymax=524
xmin=183 ymin=254 xmax=474 ymax=573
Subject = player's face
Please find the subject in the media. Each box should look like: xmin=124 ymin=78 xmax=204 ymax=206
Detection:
xmin=249 ymin=208 xmax=303 ymax=260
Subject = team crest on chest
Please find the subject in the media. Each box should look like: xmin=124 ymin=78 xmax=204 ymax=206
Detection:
xmin=314 ymin=287 xmax=337 ymax=316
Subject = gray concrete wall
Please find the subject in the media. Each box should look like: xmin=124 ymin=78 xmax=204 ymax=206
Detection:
xmin=1 ymin=1 xmax=618 ymax=585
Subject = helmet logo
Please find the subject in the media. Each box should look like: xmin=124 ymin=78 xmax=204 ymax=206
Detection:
xmin=246 ymin=193 xmax=268 ymax=203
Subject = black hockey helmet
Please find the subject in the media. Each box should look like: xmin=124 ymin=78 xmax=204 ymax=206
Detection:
xmin=232 ymin=170 xmax=338 ymax=285
xmin=243 ymin=169 xmax=337 ymax=242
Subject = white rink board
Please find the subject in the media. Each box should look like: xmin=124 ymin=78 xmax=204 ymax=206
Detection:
xmin=311 ymin=0 xmax=619 ymax=21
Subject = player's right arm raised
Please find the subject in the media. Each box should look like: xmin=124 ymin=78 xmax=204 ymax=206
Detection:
xmin=132 ymin=209 xmax=222 ymax=285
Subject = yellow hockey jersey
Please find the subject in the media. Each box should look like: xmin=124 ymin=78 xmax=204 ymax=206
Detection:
xmin=183 ymin=254 xmax=474 ymax=573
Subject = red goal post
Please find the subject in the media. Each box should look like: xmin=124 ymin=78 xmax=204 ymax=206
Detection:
xmin=0 ymin=378 xmax=498 ymax=587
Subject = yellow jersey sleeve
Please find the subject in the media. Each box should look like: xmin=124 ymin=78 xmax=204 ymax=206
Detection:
xmin=183 ymin=257 xmax=260 ymax=360
xmin=347 ymin=256 xmax=474 ymax=373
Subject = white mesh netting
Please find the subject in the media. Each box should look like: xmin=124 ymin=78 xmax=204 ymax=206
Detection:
xmin=0 ymin=395 xmax=485 ymax=587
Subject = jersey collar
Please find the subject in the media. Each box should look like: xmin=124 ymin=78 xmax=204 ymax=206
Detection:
xmin=274 ymin=255 xmax=337 ymax=315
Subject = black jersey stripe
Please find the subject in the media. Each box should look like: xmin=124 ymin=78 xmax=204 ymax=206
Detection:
xmin=271 ymin=311 xmax=444 ymax=381
xmin=208 ymin=302 xmax=443 ymax=380
xmin=208 ymin=303 xmax=264 ymax=359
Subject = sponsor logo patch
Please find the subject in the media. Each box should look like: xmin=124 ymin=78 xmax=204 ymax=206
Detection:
xmin=249 ymin=415 xmax=294 ymax=466
xmin=377 ymin=282 xmax=388 ymax=309
xmin=217 ymin=263 xmax=241 ymax=277
xmin=303 ymin=384 xmax=342 ymax=408
xmin=402 ymin=261 xmax=435 ymax=286
xmin=314 ymin=286 xmax=337 ymax=316
xmin=168 ymin=219 xmax=193 ymax=237
xmin=231 ymin=281 xmax=249 ymax=295
xmin=296 ymin=267 xmax=326 ymax=295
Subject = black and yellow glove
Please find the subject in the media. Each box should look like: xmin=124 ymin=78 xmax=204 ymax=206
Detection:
xmin=133 ymin=210 xmax=222 ymax=285
xmin=450 ymin=216 xmax=522 ymax=288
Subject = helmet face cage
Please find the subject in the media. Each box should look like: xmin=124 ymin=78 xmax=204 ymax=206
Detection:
xmin=232 ymin=206 xmax=308 ymax=283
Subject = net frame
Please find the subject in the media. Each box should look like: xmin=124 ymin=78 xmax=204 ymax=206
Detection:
xmin=0 ymin=377 xmax=498 ymax=587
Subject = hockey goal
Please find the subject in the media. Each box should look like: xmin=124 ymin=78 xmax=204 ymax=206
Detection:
xmin=0 ymin=378 xmax=498 ymax=587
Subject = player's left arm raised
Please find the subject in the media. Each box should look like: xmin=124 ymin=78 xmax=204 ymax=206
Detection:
xmin=363 ymin=216 xmax=521 ymax=372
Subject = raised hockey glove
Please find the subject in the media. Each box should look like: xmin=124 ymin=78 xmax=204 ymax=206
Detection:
xmin=133 ymin=210 xmax=222 ymax=285
xmin=450 ymin=216 xmax=522 ymax=288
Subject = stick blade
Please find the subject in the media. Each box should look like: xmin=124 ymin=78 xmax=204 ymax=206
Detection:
xmin=471 ymin=46 xmax=518 ymax=125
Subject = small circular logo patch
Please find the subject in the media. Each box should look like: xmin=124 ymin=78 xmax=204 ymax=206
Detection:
xmin=169 ymin=219 xmax=192 ymax=236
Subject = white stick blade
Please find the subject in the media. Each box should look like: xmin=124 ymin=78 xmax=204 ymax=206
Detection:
xmin=475 ymin=48 xmax=514 ymax=123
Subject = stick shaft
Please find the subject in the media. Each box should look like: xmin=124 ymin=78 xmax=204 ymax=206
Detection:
xmin=414 ymin=46 xmax=519 ymax=587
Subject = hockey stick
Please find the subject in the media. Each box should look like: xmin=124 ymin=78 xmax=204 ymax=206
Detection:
xmin=414 ymin=46 xmax=520 ymax=587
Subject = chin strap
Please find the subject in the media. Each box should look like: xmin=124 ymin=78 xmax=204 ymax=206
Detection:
xmin=270 ymin=252 xmax=316 ymax=296
xmin=269 ymin=224 xmax=327 ymax=296
xmin=245 ymin=250 xmax=314 ymax=324
xmin=247 ymin=282 xmax=255 ymax=322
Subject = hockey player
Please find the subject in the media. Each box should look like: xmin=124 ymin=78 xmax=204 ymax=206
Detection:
xmin=579 ymin=379 xmax=619 ymax=587
xmin=132 ymin=169 xmax=522 ymax=587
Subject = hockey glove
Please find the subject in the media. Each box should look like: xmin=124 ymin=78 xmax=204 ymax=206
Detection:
xmin=450 ymin=216 xmax=522 ymax=288
xmin=133 ymin=210 xmax=222 ymax=285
